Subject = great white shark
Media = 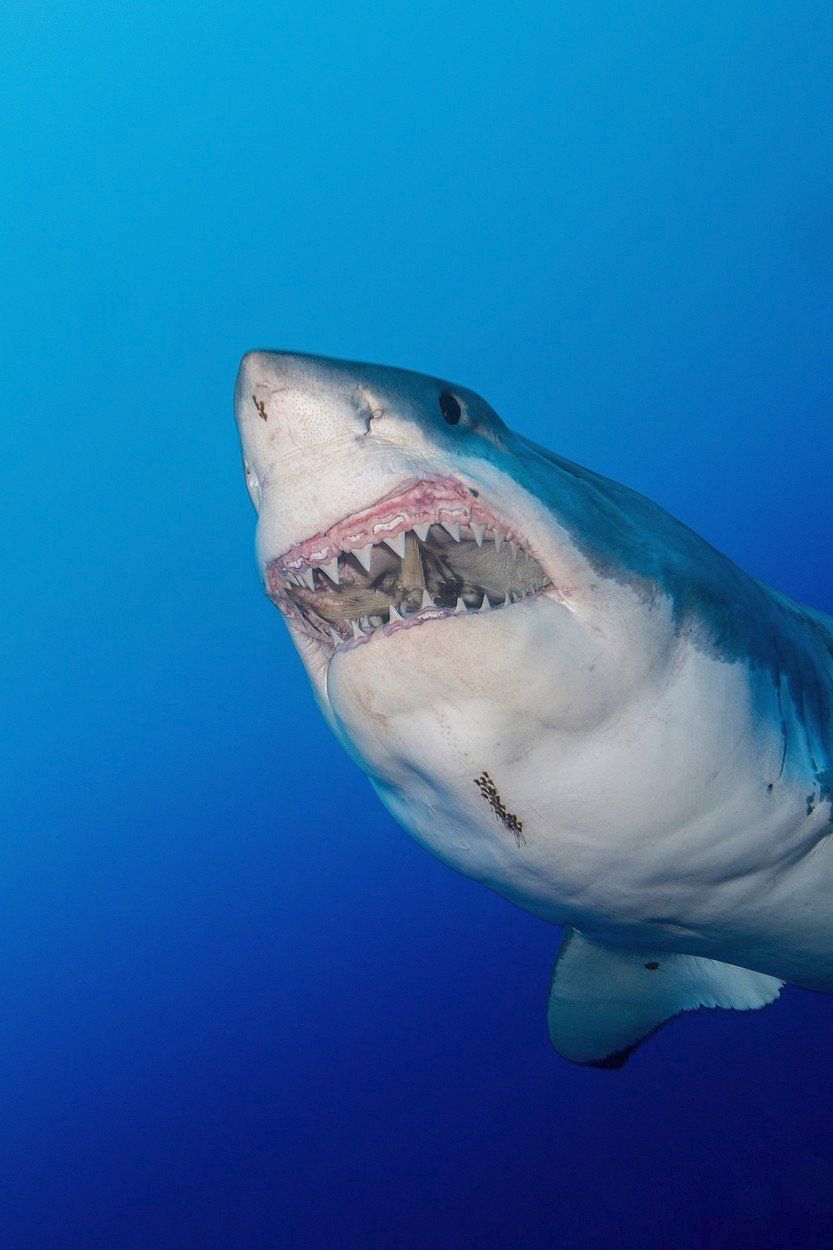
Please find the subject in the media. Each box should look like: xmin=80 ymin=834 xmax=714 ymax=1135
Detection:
xmin=234 ymin=350 xmax=833 ymax=1067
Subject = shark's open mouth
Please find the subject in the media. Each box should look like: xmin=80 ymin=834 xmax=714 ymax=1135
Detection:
xmin=266 ymin=478 xmax=550 ymax=655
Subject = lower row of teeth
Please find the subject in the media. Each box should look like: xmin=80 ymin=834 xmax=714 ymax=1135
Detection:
xmin=298 ymin=586 xmax=535 ymax=650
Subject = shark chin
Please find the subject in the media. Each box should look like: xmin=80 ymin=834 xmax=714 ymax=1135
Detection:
xmin=324 ymin=592 xmax=561 ymax=780
xmin=234 ymin=348 xmax=833 ymax=1068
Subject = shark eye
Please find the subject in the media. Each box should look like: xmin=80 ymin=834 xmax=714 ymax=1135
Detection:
xmin=439 ymin=392 xmax=462 ymax=425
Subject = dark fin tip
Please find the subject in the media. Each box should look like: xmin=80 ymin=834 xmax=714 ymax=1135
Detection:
xmin=567 ymin=1022 xmax=668 ymax=1071
xmin=580 ymin=1041 xmax=641 ymax=1070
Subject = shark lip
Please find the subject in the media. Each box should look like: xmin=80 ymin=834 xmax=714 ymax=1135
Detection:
xmin=265 ymin=476 xmax=552 ymax=656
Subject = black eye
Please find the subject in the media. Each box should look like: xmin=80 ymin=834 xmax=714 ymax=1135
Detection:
xmin=439 ymin=392 xmax=462 ymax=425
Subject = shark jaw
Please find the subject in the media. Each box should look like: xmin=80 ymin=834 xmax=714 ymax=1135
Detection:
xmin=265 ymin=476 xmax=552 ymax=658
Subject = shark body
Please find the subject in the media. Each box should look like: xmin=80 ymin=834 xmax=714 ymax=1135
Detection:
xmin=234 ymin=350 xmax=833 ymax=1066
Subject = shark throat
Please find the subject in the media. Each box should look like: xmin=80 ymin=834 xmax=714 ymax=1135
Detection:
xmin=265 ymin=477 xmax=550 ymax=656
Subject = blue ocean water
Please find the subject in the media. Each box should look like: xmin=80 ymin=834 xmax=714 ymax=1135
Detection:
xmin=3 ymin=3 xmax=833 ymax=1247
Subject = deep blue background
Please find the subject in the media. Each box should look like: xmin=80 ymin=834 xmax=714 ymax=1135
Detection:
xmin=3 ymin=4 xmax=833 ymax=1247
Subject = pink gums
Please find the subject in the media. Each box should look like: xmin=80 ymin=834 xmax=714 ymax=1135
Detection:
xmin=276 ymin=477 xmax=513 ymax=575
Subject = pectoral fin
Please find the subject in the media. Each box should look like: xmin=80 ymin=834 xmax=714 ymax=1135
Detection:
xmin=547 ymin=929 xmax=783 ymax=1068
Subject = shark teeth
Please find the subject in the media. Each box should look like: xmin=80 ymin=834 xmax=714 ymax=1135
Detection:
xmin=353 ymin=544 xmax=374 ymax=572
xmin=276 ymin=490 xmax=550 ymax=655
xmin=321 ymin=557 xmax=340 ymax=585
xmin=311 ymin=580 xmax=540 ymax=652
xmin=383 ymin=532 xmax=407 ymax=558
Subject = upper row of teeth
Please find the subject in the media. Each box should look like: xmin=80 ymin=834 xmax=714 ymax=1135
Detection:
xmin=284 ymin=521 xmax=516 ymax=589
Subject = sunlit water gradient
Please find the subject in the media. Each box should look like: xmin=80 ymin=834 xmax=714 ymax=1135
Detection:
xmin=3 ymin=4 xmax=833 ymax=1247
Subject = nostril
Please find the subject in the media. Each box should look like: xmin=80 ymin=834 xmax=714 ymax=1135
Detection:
xmin=252 ymin=394 xmax=268 ymax=421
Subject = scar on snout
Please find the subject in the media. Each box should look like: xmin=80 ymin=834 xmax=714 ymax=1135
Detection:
xmin=474 ymin=771 xmax=525 ymax=846
xmin=252 ymin=394 xmax=268 ymax=421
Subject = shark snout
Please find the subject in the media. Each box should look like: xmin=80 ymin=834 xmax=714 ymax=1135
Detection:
xmin=234 ymin=349 xmax=443 ymax=573
xmin=234 ymin=350 xmax=379 ymax=502
xmin=233 ymin=349 xmax=513 ymax=586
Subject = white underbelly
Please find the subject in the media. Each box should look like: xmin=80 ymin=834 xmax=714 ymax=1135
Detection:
xmin=374 ymin=644 xmax=833 ymax=987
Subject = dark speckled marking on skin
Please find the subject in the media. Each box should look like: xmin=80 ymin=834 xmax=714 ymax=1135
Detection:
xmin=819 ymin=766 xmax=833 ymax=818
xmin=644 ymin=961 xmax=660 ymax=971
xmin=252 ymin=394 xmax=268 ymax=421
xmin=474 ymin=771 xmax=525 ymax=846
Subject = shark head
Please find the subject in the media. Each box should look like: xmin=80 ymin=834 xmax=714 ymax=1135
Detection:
xmin=234 ymin=351 xmax=680 ymax=809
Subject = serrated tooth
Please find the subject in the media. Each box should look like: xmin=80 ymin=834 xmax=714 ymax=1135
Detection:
xmin=441 ymin=520 xmax=461 ymax=542
xmin=480 ymin=596 xmax=492 ymax=612
xmin=383 ymin=532 xmax=407 ymax=559
xmin=388 ymin=603 xmax=402 ymax=622
xmin=321 ymin=557 xmax=340 ymax=585
xmin=471 ymin=522 xmax=485 ymax=547
xmin=420 ymin=588 xmax=435 ymax=610
xmin=493 ymin=532 xmax=504 ymax=554
xmin=414 ymin=523 xmax=431 ymax=542
xmin=300 ymin=567 xmax=314 ymax=589
xmin=328 ymin=626 xmax=342 ymax=647
xmin=507 ymin=589 xmax=516 ymax=603
xmin=509 ymin=541 xmax=519 ymax=560
xmin=361 ymin=616 xmax=373 ymax=631
xmin=351 ymin=620 xmax=364 ymax=640
xmin=353 ymin=544 xmax=373 ymax=572
xmin=370 ymin=615 xmax=383 ymax=627
xmin=455 ymin=596 xmax=467 ymax=614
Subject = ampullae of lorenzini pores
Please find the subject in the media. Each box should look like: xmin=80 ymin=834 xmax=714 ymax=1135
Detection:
xmin=234 ymin=350 xmax=833 ymax=1069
